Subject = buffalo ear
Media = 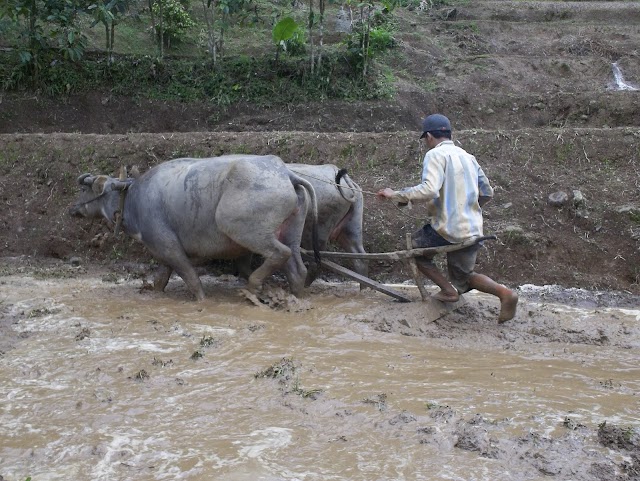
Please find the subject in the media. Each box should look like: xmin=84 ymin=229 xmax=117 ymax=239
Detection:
xmin=92 ymin=176 xmax=108 ymax=195
xmin=130 ymin=165 xmax=141 ymax=178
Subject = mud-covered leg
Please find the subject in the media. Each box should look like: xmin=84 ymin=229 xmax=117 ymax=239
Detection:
xmin=304 ymin=238 xmax=327 ymax=287
xmin=172 ymin=262 xmax=206 ymax=301
xmin=284 ymin=244 xmax=307 ymax=296
xmin=303 ymin=233 xmax=328 ymax=287
xmin=146 ymin=234 xmax=205 ymax=301
xmin=333 ymin=202 xmax=368 ymax=288
xmin=280 ymin=187 xmax=310 ymax=296
xmin=246 ymin=245 xmax=292 ymax=294
xmin=335 ymin=234 xmax=368 ymax=289
xmin=304 ymin=262 xmax=320 ymax=287
xmin=346 ymin=243 xmax=368 ymax=289
xmin=235 ymin=254 xmax=253 ymax=280
xmin=153 ymin=265 xmax=173 ymax=291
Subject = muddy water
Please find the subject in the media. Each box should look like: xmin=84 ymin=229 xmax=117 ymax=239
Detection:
xmin=1 ymin=272 xmax=639 ymax=481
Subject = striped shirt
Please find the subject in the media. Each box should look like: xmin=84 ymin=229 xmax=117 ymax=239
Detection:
xmin=391 ymin=140 xmax=494 ymax=243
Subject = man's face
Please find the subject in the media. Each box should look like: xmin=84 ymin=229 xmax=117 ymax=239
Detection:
xmin=422 ymin=133 xmax=435 ymax=149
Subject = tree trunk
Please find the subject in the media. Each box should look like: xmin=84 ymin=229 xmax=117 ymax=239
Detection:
xmin=148 ymin=0 xmax=158 ymax=51
xmin=159 ymin=0 xmax=164 ymax=57
xmin=318 ymin=0 xmax=324 ymax=71
xmin=201 ymin=0 xmax=217 ymax=63
xmin=28 ymin=0 xmax=38 ymax=80
xmin=110 ymin=21 xmax=115 ymax=55
xmin=308 ymin=0 xmax=314 ymax=74
xmin=362 ymin=4 xmax=371 ymax=79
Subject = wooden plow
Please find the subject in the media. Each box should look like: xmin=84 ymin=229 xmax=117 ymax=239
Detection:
xmin=302 ymin=235 xmax=496 ymax=303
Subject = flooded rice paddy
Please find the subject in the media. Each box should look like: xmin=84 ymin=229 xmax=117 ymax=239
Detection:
xmin=1 ymin=263 xmax=639 ymax=481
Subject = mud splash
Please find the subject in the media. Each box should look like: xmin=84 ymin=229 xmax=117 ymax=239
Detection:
xmin=1 ymin=265 xmax=639 ymax=481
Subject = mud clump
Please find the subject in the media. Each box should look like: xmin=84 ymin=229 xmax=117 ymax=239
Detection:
xmin=598 ymin=422 xmax=640 ymax=452
xmin=255 ymin=357 xmax=298 ymax=384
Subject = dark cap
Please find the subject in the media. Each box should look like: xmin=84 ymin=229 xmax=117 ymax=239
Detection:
xmin=420 ymin=114 xmax=452 ymax=138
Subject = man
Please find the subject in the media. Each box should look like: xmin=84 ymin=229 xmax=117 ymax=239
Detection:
xmin=376 ymin=113 xmax=518 ymax=323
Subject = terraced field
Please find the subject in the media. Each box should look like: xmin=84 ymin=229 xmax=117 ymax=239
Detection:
xmin=2 ymin=3 xmax=640 ymax=481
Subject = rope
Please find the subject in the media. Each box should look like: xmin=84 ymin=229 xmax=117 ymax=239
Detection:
xmin=291 ymin=169 xmax=428 ymax=221
xmin=291 ymin=169 xmax=380 ymax=197
xmin=70 ymin=190 xmax=109 ymax=210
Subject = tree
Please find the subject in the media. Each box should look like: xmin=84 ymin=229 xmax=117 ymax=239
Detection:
xmin=1 ymin=0 xmax=88 ymax=82
xmin=203 ymin=0 xmax=249 ymax=63
xmin=152 ymin=0 xmax=195 ymax=49
xmin=344 ymin=0 xmax=396 ymax=78
xmin=88 ymin=0 xmax=132 ymax=61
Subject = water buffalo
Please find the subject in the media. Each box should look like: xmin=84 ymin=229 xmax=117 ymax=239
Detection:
xmin=69 ymin=155 xmax=319 ymax=300
xmin=287 ymin=163 xmax=368 ymax=285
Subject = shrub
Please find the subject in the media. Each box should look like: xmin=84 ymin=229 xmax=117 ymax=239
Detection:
xmin=284 ymin=26 xmax=306 ymax=56
xmin=152 ymin=0 xmax=196 ymax=45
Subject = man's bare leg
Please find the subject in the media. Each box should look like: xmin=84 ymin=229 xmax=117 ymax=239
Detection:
xmin=416 ymin=261 xmax=459 ymax=302
xmin=468 ymin=273 xmax=518 ymax=323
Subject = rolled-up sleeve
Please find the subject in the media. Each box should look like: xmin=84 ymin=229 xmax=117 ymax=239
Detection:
xmin=390 ymin=155 xmax=445 ymax=203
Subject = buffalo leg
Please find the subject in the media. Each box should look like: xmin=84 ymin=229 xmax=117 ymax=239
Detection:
xmin=283 ymin=242 xmax=307 ymax=296
xmin=246 ymin=245 xmax=292 ymax=294
xmin=280 ymin=187 xmax=310 ymax=296
xmin=213 ymin=228 xmax=292 ymax=294
xmin=304 ymin=238 xmax=328 ymax=287
xmin=172 ymin=263 xmax=206 ymax=301
xmin=146 ymin=235 xmax=205 ymax=301
xmin=235 ymin=254 xmax=253 ymax=280
xmin=153 ymin=265 xmax=173 ymax=292
xmin=335 ymin=233 xmax=368 ymax=279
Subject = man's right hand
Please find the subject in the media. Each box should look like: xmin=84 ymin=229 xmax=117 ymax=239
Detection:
xmin=376 ymin=187 xmax=397 ymax=200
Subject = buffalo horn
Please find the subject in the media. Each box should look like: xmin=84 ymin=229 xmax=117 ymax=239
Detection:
xmin=77 ymin=173 xmax=94 ymax=185
xmin=112 ymin=180 xmax=132 ymax=191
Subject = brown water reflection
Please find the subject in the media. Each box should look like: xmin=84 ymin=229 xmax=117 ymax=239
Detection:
xmin=1 ymin=273 xmax=639 ymax=481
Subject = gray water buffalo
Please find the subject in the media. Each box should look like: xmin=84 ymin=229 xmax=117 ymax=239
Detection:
xmin=69 ymin=155 xmax=319 ymax=300
xmin=287 ymin=163 xmax=368 ymax=285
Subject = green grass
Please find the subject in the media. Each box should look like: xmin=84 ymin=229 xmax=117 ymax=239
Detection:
xmin=1 ymin=0 xmax=407 ymax=100
xmin=1 ymin=47 xmax=391 ymax=104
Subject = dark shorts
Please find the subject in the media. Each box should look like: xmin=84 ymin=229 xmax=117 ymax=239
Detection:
xmin=411 ymin=224 xmax=480 ymax=294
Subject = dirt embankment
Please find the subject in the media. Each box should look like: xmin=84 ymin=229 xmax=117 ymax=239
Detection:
xmin=2 ymin=0 xmax=639 ymax=136
xmin=1 ymin=128 xmax=639 ymax=293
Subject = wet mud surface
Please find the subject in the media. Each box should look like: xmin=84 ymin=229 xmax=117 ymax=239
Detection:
xmin=1 ymin=259 xmax=639 ymax=481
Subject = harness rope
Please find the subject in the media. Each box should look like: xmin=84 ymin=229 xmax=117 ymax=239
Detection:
xmin=70 ymin=190 xmax=110 ymax=210
xmin=291 ymin=170 xmax=379 ymax=196
xmin=291 ymin=169 xmax=428 ymax=221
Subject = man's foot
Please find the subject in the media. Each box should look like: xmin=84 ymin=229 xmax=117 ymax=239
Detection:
xmin=498 ymin=291 xmax=519 ymax=323
xmin=432 ymin=290 xmax=460 ymax=303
